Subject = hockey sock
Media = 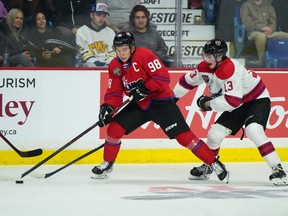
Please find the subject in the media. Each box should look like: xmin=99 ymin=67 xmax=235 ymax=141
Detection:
xmin=190 ymin=139 xmax=215 ymax=165
xmin=258 ymin=141 xmax=281 ymax=167
xmin=212 ymin=148 xmax=220 ymax=156
xmin=104 ymin=122 xmax=126 ymax=162
xmin=103 ymin=140 xmax=121 ymax=162
xmin=175 ymin=130 xmax=215 ymax=165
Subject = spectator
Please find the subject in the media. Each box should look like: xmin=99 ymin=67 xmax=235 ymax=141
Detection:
xmin=28 ymin=11 xmax=74 ymax=67
xmin=0 ymin=8 xmax=34 ymax=67
xmin=240 ymin=0 xmax=288 ymax=67
xmin=76 ymin=3 xmax=116 ymax=68
xmin=96 ymin=0 xmax=140 ymax=33
xmin=124 ymin=5 xmax=174 ymax=67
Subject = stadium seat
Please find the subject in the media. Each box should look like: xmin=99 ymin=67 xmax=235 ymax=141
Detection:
xmin=265 ymin=39 xmax=288 ymax=68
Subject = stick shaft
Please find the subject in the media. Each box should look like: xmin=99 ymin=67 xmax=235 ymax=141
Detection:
xmin=21 ymin=122 xmax=99 ymax=178
xmin=44 ymin=144 xmax=104 ymax=178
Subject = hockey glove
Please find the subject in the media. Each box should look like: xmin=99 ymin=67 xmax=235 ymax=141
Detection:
xmin=98 ymin=103 xmax=114 ymax=127
xmin=130 ymin=80 xmax=151 ymax=103
xmin=197 ymin=95 xmax=212 ymax=111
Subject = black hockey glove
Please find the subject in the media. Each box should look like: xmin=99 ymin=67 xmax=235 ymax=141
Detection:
xmin=98 ymin=103 xmax=114 ymax=127
xmin=130 ymin=80 xmax=151 ymax=103
xmin=197 ymin=95 xmax=212 ymax=111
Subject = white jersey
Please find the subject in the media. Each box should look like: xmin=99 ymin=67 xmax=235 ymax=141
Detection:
xmin=174 ymin=57 xmax=270 ymax=112
xmin=76 ymin=24 xmax=116 ymax=65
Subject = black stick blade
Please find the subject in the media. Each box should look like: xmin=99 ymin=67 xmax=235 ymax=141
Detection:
xmin=19 ymin=148 xmax=43 ymax=157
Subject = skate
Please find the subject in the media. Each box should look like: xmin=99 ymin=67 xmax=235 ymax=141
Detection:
xmin=91 ymin=161 xmax=114 ymax=179
xmin=211 ymin=158 xmax=230 ymax=183
xmin=269 ymin=164 xmax=288 ymax=186
xmin=189 ymin=163 xmax=213 ymax=180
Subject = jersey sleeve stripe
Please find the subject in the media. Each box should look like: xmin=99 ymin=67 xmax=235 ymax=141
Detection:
xmin=224 ymin=95 xmax=242 ymax=108
xmin=242 ymin=80 xmax=266 ymax=103
xmin=179 ymin=74 xmax=196 ymax=90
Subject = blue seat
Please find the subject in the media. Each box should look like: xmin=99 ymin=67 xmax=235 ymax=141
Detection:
xmin=233 ymin=6 xmax=245 ymax=58
xmin=265 ymin=39 xmax=288 ymax=68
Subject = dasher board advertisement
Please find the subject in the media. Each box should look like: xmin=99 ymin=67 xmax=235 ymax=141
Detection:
xmin=1 ymin=69 xmax=287 ymax=151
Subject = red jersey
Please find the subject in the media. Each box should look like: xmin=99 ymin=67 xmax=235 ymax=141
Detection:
xmin=104 ymin=47 xmax=174 ymax=110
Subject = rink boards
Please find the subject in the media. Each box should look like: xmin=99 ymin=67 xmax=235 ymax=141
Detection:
xmin=0 ymin=68 xmax=287 ymax=164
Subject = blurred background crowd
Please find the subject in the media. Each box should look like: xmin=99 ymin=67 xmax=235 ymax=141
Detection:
xmin=0 ymin=0 xmax=287 ymax=68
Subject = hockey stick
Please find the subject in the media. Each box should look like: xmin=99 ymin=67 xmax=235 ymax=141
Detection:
xmin=20 ymin=97 xmax=132 ymax=179
xmin=0 ymin=133 xmax=43 ymax=157
xmin=31 ymin=144 xmax=104 ymax=179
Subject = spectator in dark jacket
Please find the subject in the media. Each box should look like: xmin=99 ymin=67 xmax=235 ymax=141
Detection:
xmin=0 ymin=8 xmax=34 ymax=67
xmin=28 ymin=11 xmax=73 ymax=67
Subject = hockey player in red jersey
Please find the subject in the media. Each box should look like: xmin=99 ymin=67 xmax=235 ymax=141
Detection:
xmin=174 ymin=39 xmax=287 ymax=186
xmin=91 ymin=31 xmax=229 ymax=182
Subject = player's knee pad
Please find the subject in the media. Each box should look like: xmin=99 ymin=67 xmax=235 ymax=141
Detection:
xmin=207 ymin=124 xmax=231 ymax=149
xmin=245 ymin=123 xmax=268 ymax=147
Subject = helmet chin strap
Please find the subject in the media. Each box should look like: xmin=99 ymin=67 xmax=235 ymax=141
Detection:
xmin=212 ymin=54 xmax=226 ymax=71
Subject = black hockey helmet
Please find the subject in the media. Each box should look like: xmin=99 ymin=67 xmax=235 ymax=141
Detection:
xmin=113 ymin=31 xmax=136 ymax=48
xmin=203 ymin=39 xmax=228 ymax=57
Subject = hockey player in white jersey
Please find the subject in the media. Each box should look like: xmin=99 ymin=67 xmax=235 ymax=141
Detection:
xmin=76 ymin=3 xmax=116 ymax=67
xmin=174 ymin=39 xmax=287 ymax=186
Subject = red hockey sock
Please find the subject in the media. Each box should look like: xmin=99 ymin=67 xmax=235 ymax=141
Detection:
xmin=191 ymin=139 xmax=215 ymax=165
xmin=103 ymin=122 xmax=126 ymax=161
xmin=212 ymin=148 xmax=220 ymax=156
xmin=103 ymin=141 xmax=121 ymax=162
xmin=175 ymin=130 xmax=215 ymax=165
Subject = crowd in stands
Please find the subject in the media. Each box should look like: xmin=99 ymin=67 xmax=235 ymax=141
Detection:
xmin=0 ymin=0 xmax=288 ymax=68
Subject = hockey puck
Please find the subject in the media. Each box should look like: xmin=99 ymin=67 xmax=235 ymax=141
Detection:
xmin=15 ymin=180 xmax=24 ymax=184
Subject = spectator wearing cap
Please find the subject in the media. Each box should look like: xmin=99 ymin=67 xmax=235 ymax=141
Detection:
xmin=76 ymin=2 xmax=116 ymax=67
xmin=96 ymin=0 xmax=141 ymax=33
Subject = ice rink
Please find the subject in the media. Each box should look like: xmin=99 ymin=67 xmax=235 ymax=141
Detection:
xmin=1 ymin=162 xmax=288 ymax=216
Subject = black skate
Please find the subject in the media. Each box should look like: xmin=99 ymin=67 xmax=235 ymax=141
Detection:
xmin=91 ymin=161 xmax=114 ymax=179
xmin=211 ymin=158 xmax=230 ymax=183
xmin=269 ymin=164 xmax=288 ymax=186
xmin=189 ymin=163 xmax=213 ymax=180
